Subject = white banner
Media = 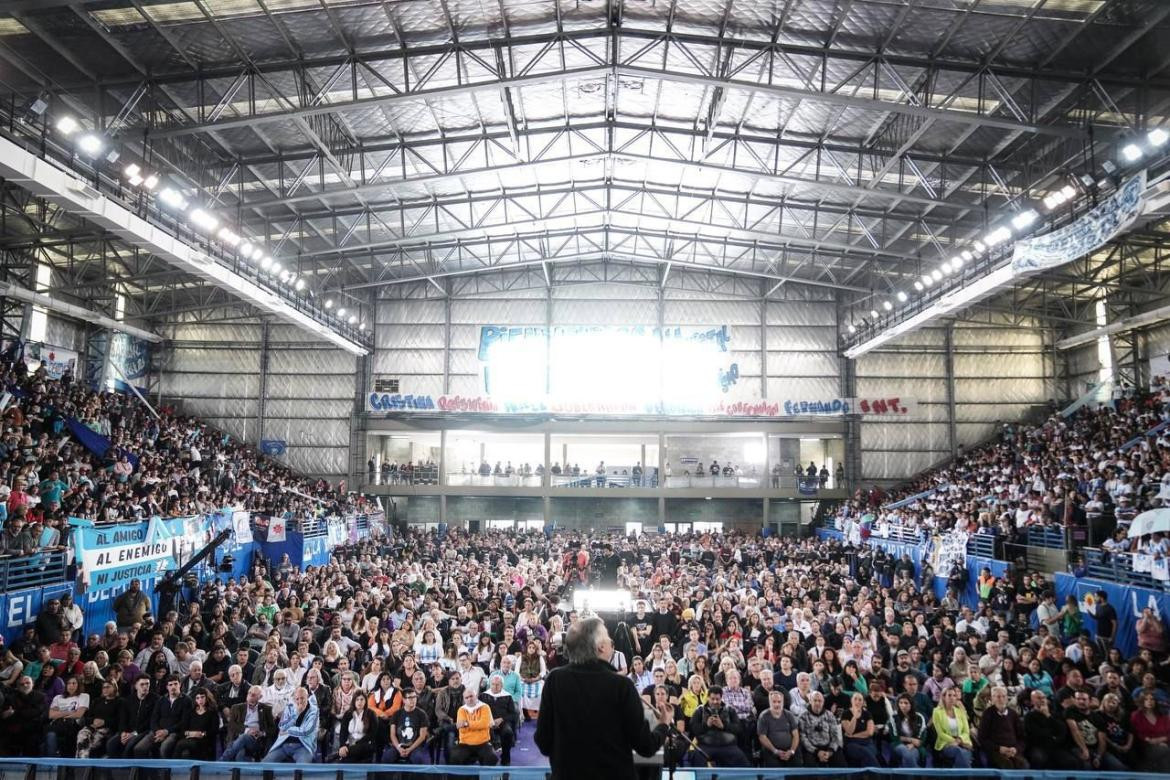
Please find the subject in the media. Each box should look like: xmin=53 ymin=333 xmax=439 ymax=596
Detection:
xmin=268 ymin=516 xmax=287 ymax=543
xmin=80 ymin=539 xmax=172 ymax=578
xmin=1012 ymin=172 xmax=1146 ymax=273
xmin=232 ymin=510 xmax=253 ymax=545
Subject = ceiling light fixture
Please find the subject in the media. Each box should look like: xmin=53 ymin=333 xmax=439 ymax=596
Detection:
xmin=259 ymin=255 xmax=273 ymax=271
xmin=142 ymin=174 xmax=159 ymax=190
xmin=1121 ymin=143 xmax=1143 ymax=162
xmin=922 ymin=274 xmax=933 ymax=287
xmin=348 ymin=315 xmax=357 ymax=325
xmin=124 ymin=163 xmax=140 ymax=179
xmin=77 ymin=133 xmax=103 ymax=157
xmin=158 ymin=187 xmax=186 ymax=210
xmin=294 ymin=278 xmax=305 ymax=291
xmin=337 ymin=307 xmax=347 ymax=317
xmin=882 ymin=301 xmax=893 ymax=311
xmin=896 ymin=291 xmax=908 ymax=302
xmin=324 ymin=299 xmax=334 ymax=309
xmin=931 ymin=269 xmax=943 ymax=281
xmin=188 ymin=208 xmax=218 ymax=233
xmin=1011 ymin=209 xmax=1038 ymax=231
xmin=55 ymin=116 xmax=79 ymax=136
xmin=984 ymin=226 xmax=1012 ymax=247
xmin=1149 ymin=128 xmax=1169 ymax=147
xmin=913 ymin=281 xmax=924 ymax=291
xmin=239 ymin=241 xmax=253 ymax=257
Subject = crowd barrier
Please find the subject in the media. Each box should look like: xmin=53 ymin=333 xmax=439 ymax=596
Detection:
xmin=0 ymin=548 xmax=68 ymax=590
xmin=0 ymin=758 xmax=1161 ymax=780
xmin=0 ymin=509 xmax=388 ymax=644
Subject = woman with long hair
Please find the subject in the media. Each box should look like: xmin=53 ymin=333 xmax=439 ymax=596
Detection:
xmin=1130 ymin=690 xmax=1170 ymax=770
xmin=175 ymin=689 xmax=218 ymax=760
xmin=45 ymin=675 xmax=88 ymax=756
xmin=890 ymin=693 xmax=925 ymax=767
xmin=367 ymin=671 xmax=401 ymax=759
xmin=329 ymin=691 xmax=376 ymax=763
xmin=518 ymin=639 xmax=547 ymax=720
xmin=678 ymin=674 xmax=708 ymax=720
xmin=930 ymin=687 xmax=973 ymax=768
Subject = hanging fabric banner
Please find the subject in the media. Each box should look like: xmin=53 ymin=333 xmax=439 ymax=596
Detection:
xmin=1011 ymin=172 xmax=1146 ymax=273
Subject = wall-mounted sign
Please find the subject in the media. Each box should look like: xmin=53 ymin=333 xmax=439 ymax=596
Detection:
xmin=368 ymin=392 xmax=917 ymax=418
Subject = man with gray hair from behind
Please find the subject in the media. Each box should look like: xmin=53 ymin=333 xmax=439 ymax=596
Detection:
xmin=536 ymin=615 xmax=675 ymax=779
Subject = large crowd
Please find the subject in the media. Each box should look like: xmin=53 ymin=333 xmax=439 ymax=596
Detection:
xmin=833 ymin=383 xmax=1170 ymax=559
xmin=0 ymin=522 xmax=1166 ymax=771
xmin=1 ymin=345 xmax=1169 ymax=771
xmin=0 ymin=349 xmax=364 ymax=558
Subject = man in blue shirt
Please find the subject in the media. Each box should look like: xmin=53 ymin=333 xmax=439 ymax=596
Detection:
xmin=263 ymin=687 xmax=318 ymax=763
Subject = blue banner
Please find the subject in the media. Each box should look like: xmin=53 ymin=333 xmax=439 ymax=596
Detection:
xmin=1054 ymin=572 xmax=1168 ymax=658
xmin=0 ymin=582 xmax=73 ymax=644
xmin=303 ymin=535 xmax=329 ymax=568
xmin=109 ymin=333 xmax=150 ymax=395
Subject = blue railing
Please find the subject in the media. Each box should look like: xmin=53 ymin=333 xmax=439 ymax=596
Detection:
xmin=1084 ymin=548 xmax=1170 ymax=590
xmin=1026 ymin=525 xmax=1067 ymax=549
xmin=0 ymin=548 xmax=68 ymax=590
xmin=0 ymin=758 xmax=1162 ymax=780
xmin=966 ymin=532 xmax=998 ymax=559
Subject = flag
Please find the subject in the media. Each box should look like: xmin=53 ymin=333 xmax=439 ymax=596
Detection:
xmin=269 ymin=516 xmax=286 ymax=543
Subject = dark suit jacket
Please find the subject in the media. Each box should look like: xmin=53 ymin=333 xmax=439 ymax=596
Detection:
xmin=225 ymin=701 xmax=276 ymax=745
xmin=535 ymin=659 xmax=667 ymax=780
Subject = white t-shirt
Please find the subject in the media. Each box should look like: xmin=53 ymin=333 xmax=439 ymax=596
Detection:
xmin=51 ymin=692 xmax=89 ymax=715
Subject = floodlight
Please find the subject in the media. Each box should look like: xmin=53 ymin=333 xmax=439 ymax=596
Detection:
xmin=984 ymin=226 xmax=1012 ymax=247
xmin=337 ymin=308 xmax=347 ymax=317
xmin=251 ymin=247 xmax=264 ymax=262
xmin=869 ymin=309 xmax=879 ymax=318
xmin=259 ymin=255 xmax=273 ymax=271
xmin=848 ymin=324 xmax=856 ymax=334
xmin=217 ymin=228 xmax=240 ymax=246
xmin=55 ymin=116 xmax=79 ymax=135
xmin=77 ymin=133 xmax=103 ymax=157
xmin=127 ymin=175 xmax=143 ymax=187
xmin=124 ymin=163 xmax=140 ymax=178
xmin=882 ymin=301 xmax=893 ymax=311
xmin=1011 ymin=209 xmax=1038 ymax=230
xmin=973 ymin=240 xmax=986 ymax=253
xmin=931 ymin=269 xmax=943 ymax=281
xmin=1149 ymin=128 xmax=1169 ymax=147
xmin=960 ymin=250 xmax=973 ymax=262
xmin=239 ymin=241 xmax=253 ymax=256
xmin=1060 ymin=184 xmax=1076 ymax=199
xmin=324 ymin=299 xmax=334 ymax=309
xmin=896 ymin=291 xmax=908 ymax=302
xmin=271 ymin=262 xmax=283 ymax=275
xmin=348 ymin=315 xmax=357 ymax=324
xmin=294 ymin=278 xmax=305 ymax=291
xmin=1121 ymin=143 xmax=1143 ymax=162
xmin=188 ymin=208 xmax=218 ymax=232
xmin=951 ymin=255 xmax=964 ymax=269
xmin=913 ymin=281 xmax=924 ymax=291
xmin=158 ymin=187 xmax=186 ymax=210
xmin=359 ymin=322 xmax=366 ymax=331
xmin=941 ymin=261 xmax=953 ymax=274
xmin=142 ymin=175 xmax=159 ymax=190
xmin=922 ymin=274 xmax=933 ymax=287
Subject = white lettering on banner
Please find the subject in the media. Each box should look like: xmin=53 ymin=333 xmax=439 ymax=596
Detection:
xmin=1130 ymin=590 xmax=1161 ymax=618
xmin=7 ymin=592 xmax=31 ymax=627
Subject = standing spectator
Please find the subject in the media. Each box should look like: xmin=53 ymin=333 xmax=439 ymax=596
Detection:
xmin=112 ymin=580 xmax=150 ymax=630
xmin=1137 ymin=607 xmax=1166 ymax=654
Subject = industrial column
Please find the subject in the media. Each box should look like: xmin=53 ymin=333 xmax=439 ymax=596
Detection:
xmin=944 ymin=323 xmax=958 ymax=458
